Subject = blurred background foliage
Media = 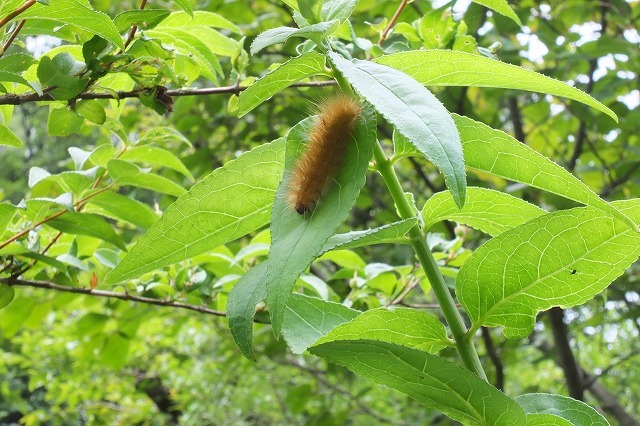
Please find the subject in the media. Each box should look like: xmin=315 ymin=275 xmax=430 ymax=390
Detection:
xmin=0 ymin=0 xmax=638 ymax=424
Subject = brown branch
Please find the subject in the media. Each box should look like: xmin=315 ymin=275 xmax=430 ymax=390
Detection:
xmin=0 ymin=81 xmax=337 ymax=105
xmin=1 ymin=277 xmax=229 ymax=317
xmin=507 ymin=96 xmax=525 ymax=143
xmin=549 ymin=307 xmax=584 ymax=400
xmin=378 ymin=0 xmax=410 ymax=46
xmin=481 ymin=327 xmax=505 ymax=391
xmin=567 ymin=0 xmax=608 ymax=172
xmin=119 ymin=0 xmax=148 ymax=53
xmin=0 ymin=0 xmax=36 ymax=29
xmin=1 ymin=19 xmax=25 ymax=54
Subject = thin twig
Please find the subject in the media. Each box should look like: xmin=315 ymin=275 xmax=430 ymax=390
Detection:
xmin=0 ymin=185 xmax=112 ymax=251
xmin=1 ymin=277 xmax=229 ymax=317
xmin=0 ymin=0 xmax=36 ymax=29
xmin=0 ymin=81 xmax=337 ymax=105
xmin=1 ymin=19 xmax=25 ymax=54
xmin=378 ymin=0 xmax=410 ymax=46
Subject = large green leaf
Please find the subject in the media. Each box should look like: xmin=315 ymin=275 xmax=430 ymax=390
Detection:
xmin=47 ymin=212 xmax=126 ymax=250
xmin=105 ymin=139 xmax=285 ymax=284
xmin=313 ymin=308 xmax=452 ymax=354
xmin=282 ymin=294 xmax=359 ymax=354
xmin=515 ymin=394 xmax=610 ymax=426
xmin=266 ymin=106 xmax=376 ymax=337
xmin=457 ymin=207 xmax=640 ymax=338
xmin=20 ymin=0 xmax=124 ymax=49
xmin=238 ymin=51 xmax=328 ymax=117
xmin=311 ymin=340 xmax=526 ymax=425
xmin=375 ymin=51 xmax=616 ymax=122
xmin=423 ymin=187 xmax=546 ymax=236
xmin=456 ymin=115 xmax=636 ymax=230
xmin=107 ymin=159 xmax=187 ymax=197
xmin=328 ymin=52 xmax=466 ymax=208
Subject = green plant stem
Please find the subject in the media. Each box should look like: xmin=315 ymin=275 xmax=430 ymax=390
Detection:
xmin=372 ymin=143 xmax=487 ymax=380
xmin=331 ymin=70 xmax=486 ymax=379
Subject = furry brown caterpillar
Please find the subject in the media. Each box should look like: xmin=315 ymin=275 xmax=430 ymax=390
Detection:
xmin=287 ymin=94 xmax=362 ymax=215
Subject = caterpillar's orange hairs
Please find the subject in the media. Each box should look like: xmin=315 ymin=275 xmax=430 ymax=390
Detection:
xmin=287 ymin=94 xmax=361 ymax=215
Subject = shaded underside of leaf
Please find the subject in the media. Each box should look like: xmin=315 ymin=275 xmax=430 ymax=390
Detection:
xmin=328 ymin=52 xmax=466 ymax=208
xmin=266 ymin=105 xmax=377 ymax=337
xmin=311 ymin=340 xmax=526 ymax=425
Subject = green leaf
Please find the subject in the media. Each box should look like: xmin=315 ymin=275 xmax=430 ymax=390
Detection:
xmin=310 ymin=340 xmax=526 ymax=425
xmin=107 ymin=159 xmax=186 ymax=197
xmin=19 ymin=252 xmax=68 ymax=272
xmin=227 ymin=262 xmax=268 ymax=360
xmin=266 ymin=106 xmax=376 ymax=337
xmin=0 ymin=286 xmax=15 ymax=310
xmin=138 ymin=127 xmax=192 ymax=147
xmin=525 ymin=414 xmax=573 ymax=426
xmin=321 ymin=219 xmax=416 ymax=252
xmin=515 ymin=394 xmax=610 ymax=426
xmin=423 ymin=187 xmax=546 ymax=236
xmin=145 ymin=29 xmax=223 ymax=82
xmin=328 ymin=52 xmax=466 ymax=208
xmin=171 ymin=0 xmax=192 ymax=16
xmin=238 ymin=51 xmax=328 ymax=117
xmin=250 ymin=21 xmax=337 ymax=55
xmin=457 ymin=207 xmax=640 ymax=338
xmin=47 ymin=212 xmax=126 ymax=250
xmin=298 ymin=0 xmax=323 ymax=23
xmin=157 ymin=11 xmax=241 ymax=34
xmin=85 ymin=191 xmax=158 ymax=230
xmin=0 ymin=53 xmax=36 ymax=73
xmin=105 ymin=139 xmax=285 ymax=285
xmin=282 ymin=294 xmax=359 ymax=354
xmin=0 ymin=203 xmax=18 ymax=233
xmin=113 ymin=9 xmax=171 ymax=32
xmin=313 ymin=308 xmax=451 ymax=354
xmin=375 ymin=51 xmax=617 ymax=122
xmin=74 ymin=100 xmax=106 ymax=124
xmin=21 ymin=0 xmax=124 ymax=49
xmin=120 ymin=146 xmax=194 ymax=181
xmin=152 ymin=26 xmax=238 ymax=57
xmin=0 ymin=124 xmax=23 ymax=148
xmin=47 ymin=107 xmax=84 ymax=137
xmin=321 ymin=0 xmax=359 ymax=22
xmin=0 ymin=71 xmax=32 ymax=89
xmin=456 ymin=115 xmax=636 ymax=230
xmin=56 ymin=253 xmax=89 ymax=271
xmin=470 ymin=0 xmax=522 ymax=26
